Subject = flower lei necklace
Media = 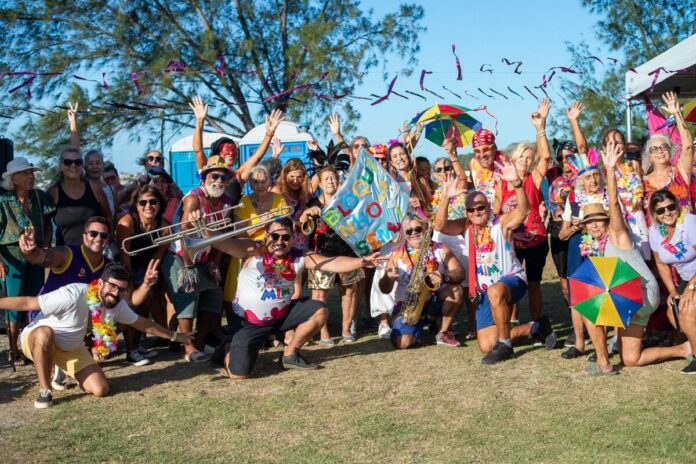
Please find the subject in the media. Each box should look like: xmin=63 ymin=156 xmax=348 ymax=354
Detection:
xmin=659 ymin=216 xmax=687 ymax=259
xmin=262 ymin=251 xmax=296 ymax=281
xmin=87 ymin=280 xmax=118 ymax=357
xmin=579 ymin=232 xmax=609 ymax=257
xmin=474 ymin=226 xmax=495 ymax=254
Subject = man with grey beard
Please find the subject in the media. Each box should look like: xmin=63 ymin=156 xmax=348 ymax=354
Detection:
xmin=161 ymin=155 xmax=236 ymax=363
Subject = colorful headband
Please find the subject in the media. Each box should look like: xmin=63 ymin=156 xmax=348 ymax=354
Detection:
xmin=369 ymin=143 xmax=388 ymax=159
xmin=472 ymin=129 xmax=495 ymax=148
xmin=568 ymin=147 xmax=600 ymax=176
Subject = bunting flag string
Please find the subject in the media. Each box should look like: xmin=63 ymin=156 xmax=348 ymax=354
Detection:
xmin=451 ymin=44 xmax=462 ymax=80
xmin=502 ymin=58 xmax=523 ymax=74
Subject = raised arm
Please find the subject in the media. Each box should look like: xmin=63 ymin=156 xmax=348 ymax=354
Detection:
xmin=432 ymin=175 xmax=467 ymax=235
xmin=67 ymin=102 xmax=80 ymax=148
xmin=661 ymin=92 xmax=694 ymax=181
xmin=19 ymin=226 xmax=69 ymax=271
xmin=531 ymin=98 xmax=552 ymax=187
xmin=566 ymin=101 xmax=588 ymax=155
xmin=130 ymin=259 xmax=160 ymax=307
xmin=602 ymin=141 xmax=631 ymax=246
xmin=236 ymin=109 xmax=284 ymax=184
xmin=442 ymin=137 xmax=467 ymax=191
xmin=499 ymin=159 xmax=530 ymax=234
xmin=189 ymin=96 xmax=209 ymax=171
xmin=328 ymin=114 xmax=347 ymax=148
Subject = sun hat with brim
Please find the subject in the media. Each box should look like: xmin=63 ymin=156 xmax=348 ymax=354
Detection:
xmin=147 ymin=166 xmax=173 ymax=184
xmin=581 ymin=203 xmax=610 ymax=223
xmin=199 ymin=155 xmax=233 ymax=178
xmin=2 ymin=157 xmax=41 ymax=181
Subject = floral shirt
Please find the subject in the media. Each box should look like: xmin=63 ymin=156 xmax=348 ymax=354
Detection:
xmin=0 ymin=188 xmax=55 ymax=260
xmin=431 ymin=184 xmax=467 ymax=220
xmin=643 ymin=166 xmax=692 ymax=226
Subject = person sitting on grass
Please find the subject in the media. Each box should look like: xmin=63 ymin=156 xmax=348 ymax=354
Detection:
xmin=0 ymin=262 xmax=193 ymax=409
xmin=379 ymin=213 xmax=465 ymax=349
xmin=433 ymin=161 xmax=557 ymax=365
xmin=208 ymin=217 xmax=384 ymax=379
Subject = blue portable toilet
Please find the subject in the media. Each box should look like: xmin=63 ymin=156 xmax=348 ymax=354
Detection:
xmin=238 ymin=121 xmax=314 ymax=194
xmin=169 ymin=132 xmax=240 ymax=194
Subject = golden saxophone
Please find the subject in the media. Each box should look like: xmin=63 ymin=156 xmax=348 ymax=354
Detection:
xmin=398 ymin=225 xmax=439 ymax=326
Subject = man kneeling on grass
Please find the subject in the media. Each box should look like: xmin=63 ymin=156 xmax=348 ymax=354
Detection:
xmin=0 ymin=262 xmax=194 ymax=409
xmin=209 ymin=217 xmax=383 ymax=379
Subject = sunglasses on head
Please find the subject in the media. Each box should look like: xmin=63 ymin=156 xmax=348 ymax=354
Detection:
xmin=405 ymin=226 xmax=423 ymax=236
xmin=466 ymin=205 xmax=487 ymax=213
xmin=269 ymin=232 xmax=292 ymax=242
xmin=62 ymin=158 xmax=84 ymax=167
xmin=209 ymin=173 xmax=230 ymax=182
xmin=435 ymin=165 xmax=453 ymax=173
xmin=655 ymin=203 xmax=678 ymax=215
xmin=138 ymin=199 xmax=159 ymax=207
xmin=147 ymin=156 xmax=164 ymax=163
xmin=86 ymin=230 xmax=108 ymax=239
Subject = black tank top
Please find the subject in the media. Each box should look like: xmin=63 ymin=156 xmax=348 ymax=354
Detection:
xmin=128 ymin=215 xmax=158 ymax=271
xmin=54 ymin=181 xmax=101 ymax=246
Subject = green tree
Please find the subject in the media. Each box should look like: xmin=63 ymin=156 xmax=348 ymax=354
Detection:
xmin=0 ymin=0 xmax=424 ymax=165
xmin=555 ymin=0 xmax=696 ymax=144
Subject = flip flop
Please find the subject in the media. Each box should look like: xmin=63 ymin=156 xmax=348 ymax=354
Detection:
xmin=582 ymin=362 xmax=617 ymax=377
xmin=184 ymin=351 xmax=210 ymax=363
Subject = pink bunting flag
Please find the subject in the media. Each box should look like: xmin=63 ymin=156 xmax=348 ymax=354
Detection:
xmin=370 ymin=75 xmax=398 ymax=106
xmin=451 ymin=44 xmax=462 ymax=80
xmin=501 ymin=58 xmax=523 ymax=74
xmin=215 ymin=55 xmax=226 ymax=77
xmin=469 ymin=105 xmax=499 ymax=135
xmin=131 ymin=72 xmax=143 ymax=95
xmin=419 ymin=69 xmax=432 ymax=90
xmin=163 ymin=60 xmax=186 ymax=74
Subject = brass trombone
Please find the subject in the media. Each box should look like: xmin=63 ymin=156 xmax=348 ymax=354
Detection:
xmin=120 ymin=204 xmax=294 ymax=257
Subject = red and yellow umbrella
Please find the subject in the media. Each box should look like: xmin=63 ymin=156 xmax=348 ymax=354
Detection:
xmin=569 ymin=257 xmax=643 ymax=328
xmin=410 ymin=103 xmax=482 ymax=148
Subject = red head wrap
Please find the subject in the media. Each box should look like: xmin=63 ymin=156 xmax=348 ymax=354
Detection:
xmin=472 ymin=129 xmax=495 ymax=149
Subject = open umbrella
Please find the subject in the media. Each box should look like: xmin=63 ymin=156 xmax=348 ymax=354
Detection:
xmin=683 ymin=97 xmax=696 ymax=124
xmin=568 ymin=256 xmax=643 ymax=328
xmin=410 ymin=103 xmax=482 ymax=148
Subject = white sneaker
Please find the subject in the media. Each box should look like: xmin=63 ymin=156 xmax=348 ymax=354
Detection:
xmin=137 ymin=346 xmax=158 ymax=359
xmin=349 ymin=320 xmax=357 ymax=338
xmin=378 ymin=322 xmax=392 ymax=339
xmin=127 ymin=349 xmax=153 ymax=366
xmin=51 ymin=367 xmax=67 ymax=391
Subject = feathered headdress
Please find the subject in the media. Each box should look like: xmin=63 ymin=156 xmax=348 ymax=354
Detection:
xmin=307 ymin=140 xmax=350 ymax=176
xmin=567 ymin=147 xmax=600 ymax=176
xmin=369 ymin=143 xmax=388 ymax=159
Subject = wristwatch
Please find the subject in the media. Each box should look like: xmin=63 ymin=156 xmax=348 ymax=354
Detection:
xmin=444 ymin=275 xmax=451 ymax=284
xmin=689 ymin=284 xmax=696 ymax=291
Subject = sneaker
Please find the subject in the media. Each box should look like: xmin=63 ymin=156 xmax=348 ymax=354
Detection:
xmin=342 ymin=335 xmax=356 ymax=343
xmin=435 ymin=331 xmax=461 ymax=347
xmin=349 ymin=320 xmax=357 ymax=338
xmin=533 ymin=315 xmax=558 ymax=350
xmin=137 ymin=346 xmax=158 ymax=359
xmin=318 ymin=338 xmax=336 ymax=348
xmin=282 ymin=351 xmax=318 ymax=370
xmin=126 ymin=349 xmax=153 ymax=366
xmin=482 ymin=341 xmax=514 ymax=365
xmin=34 ymin=389 xmax=53 ymax=409
xmin=610 ymin=336 xmax=619 ymax=354
xmin=681 ymin=358 xmax=696 ymax=375
xmin=564 ymin=332 xmax=576 ymax=348
xmin=51 ymin=367 xmax=68 ymax=391
xmin=510 ymin=319 xmax=520 ymax=327
xmin=378 ymin=322 xmax=392 ymax=339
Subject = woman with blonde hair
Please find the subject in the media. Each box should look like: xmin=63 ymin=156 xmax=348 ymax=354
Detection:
xmin=272 ymin=158 xmax=312 ymax=250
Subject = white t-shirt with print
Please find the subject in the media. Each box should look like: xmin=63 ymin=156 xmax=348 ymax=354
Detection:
xmin=464 ymin=222 xmax=526 ymax=293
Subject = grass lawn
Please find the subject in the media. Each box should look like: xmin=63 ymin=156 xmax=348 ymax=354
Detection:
xmin=1 ymin=257 xmax=696 ymax=463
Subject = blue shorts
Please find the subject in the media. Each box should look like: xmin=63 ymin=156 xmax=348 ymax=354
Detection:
xmin=476 ymin=276 xmax=528 ymax=331
xmin=391 ymin=295 xmax=441 ymax=344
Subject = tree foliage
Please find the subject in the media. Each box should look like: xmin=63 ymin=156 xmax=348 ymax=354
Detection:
xmin=0 ymin=0 xmax=424 ymax=162
xmin=555 ymin=0 xmax=696 ymax=144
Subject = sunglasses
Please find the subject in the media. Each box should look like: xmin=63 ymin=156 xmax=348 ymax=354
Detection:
xmin=147 ymin=156 xmax=164 ymax=163
xmin=62 ymin=158 xmax=84 ymax=167
xmin=435 ymin=165 xmax=453 ymax=173
xmin=269 ymin=232 xmax=292 ymax=242
xmin=466 ymin=205 xmax=487 ymax=213
xmin=352 ymin=143 xmax=369 ymax=150
xmin=138 ymin=199 xmax=159 ymax=207
xmin=648 ymin=144 xmax=670 ymax=154
xmin=86 ymin=230 xmax=109 ymax=239
xmin=209 ymin=173 xmax=231 ymax=182
xmin=405 ymin=226 xmax=423 ymax=236
xmin=473 ymin=145 xmax=493 ymax=154
xmin=654 ymin=203 xmax=678 ymax=215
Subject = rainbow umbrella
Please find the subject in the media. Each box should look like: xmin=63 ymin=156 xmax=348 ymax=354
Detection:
xmin=683 ymin=97 xmax=696 ymax=124
xmin=410 ymin=104 xmax=482 ymax=148
xmin=568 ymin=256 xmax=643 ymax=328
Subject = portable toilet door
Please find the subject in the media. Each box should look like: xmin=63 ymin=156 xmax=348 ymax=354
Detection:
xmin=238 ymin=121 xmax=314 ymax=194
xmin=169 ymin=132 xmax=240 ymax=194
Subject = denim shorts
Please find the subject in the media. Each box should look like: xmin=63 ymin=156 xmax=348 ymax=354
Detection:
xmin=476 ymin=276 xmax=528 ymax=331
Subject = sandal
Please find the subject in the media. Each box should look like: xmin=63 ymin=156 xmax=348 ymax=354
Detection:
xmin=184 ymin=351 xmax=210 ymax=363
xmin=8 ymin=353 xmax=27 ymax=367
xmin=561 ymin=347 xmax=585 ymax=359
xmin=582 ymin=362 xmax=617 ymax=377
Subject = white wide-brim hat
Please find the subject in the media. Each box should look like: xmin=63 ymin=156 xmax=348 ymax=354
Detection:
xmin=1 ymin=157 xmax=41 ymax=181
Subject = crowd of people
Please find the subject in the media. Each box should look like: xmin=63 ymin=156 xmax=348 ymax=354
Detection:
xmin=1 ymin=92 xmax=695 ymax=410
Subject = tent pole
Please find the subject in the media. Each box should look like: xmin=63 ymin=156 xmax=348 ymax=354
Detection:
xmin=626 ymin=99 xmax=633 ymax=143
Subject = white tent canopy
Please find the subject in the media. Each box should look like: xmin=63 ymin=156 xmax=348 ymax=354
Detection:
xmin=238 ymin=121 xmax=314 ymax=145
xmin=169 ymin=132 xmax=240 ymax=152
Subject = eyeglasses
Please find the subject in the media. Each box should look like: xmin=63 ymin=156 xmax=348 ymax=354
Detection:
xmin=649 ymin=144 xmax=671 ymax=154
xmin=269 ymin=232 xmax=291 ymax=242
xmin=138 ymin=199 xmax=159 ymax=207
xmin=466 ymin=205 xmax=487 ymax=213
xmin=147 ymin=156 xmax=164 ymax=163
xmin=103 ymin=280 xmax=128 ymax=293
xmin=435 ymin=165 xmax=453 ymax=173
xmin=352 ymin=143 xmax=369 ymax=150
xmin=62 ymin=158 xmax=84 ymax=167
xmin=86 ymin=230 xmax=109 ymax=239
xmin=654 ymin=203 xmax=678 ymax=215
xmin=405 ymin=226 xmax=423 ymax=236
xmin=473 ymin=145 xmax=493 ymax=154
xmin=209 ymin=173 xmax=230 ymax=182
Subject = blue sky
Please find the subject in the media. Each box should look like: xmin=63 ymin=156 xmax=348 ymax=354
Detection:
xmin=7 ymin=0 xmax=607 ymax=173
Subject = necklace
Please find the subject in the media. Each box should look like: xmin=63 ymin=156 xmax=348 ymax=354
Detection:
xmin=86 ymin=280 xmax=118 ymax=357
xmin=262 ymin=251 xmax=296 ymax=281
xmin=473 ymin=226 xmax=494 ymax=254
xmin=579 ymin=232 xmax=609 ymax=257
xmin=659 ymin=217 xmax=687 ymax=259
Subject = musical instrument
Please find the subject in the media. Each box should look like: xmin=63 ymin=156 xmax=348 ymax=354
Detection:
xmin=398 ymin=224 xmax=438 ymax=326
xmin=121 ymin=205 xmax=294 ymax=258
xmin=300 ymin=216 xmax=315 ymax=236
